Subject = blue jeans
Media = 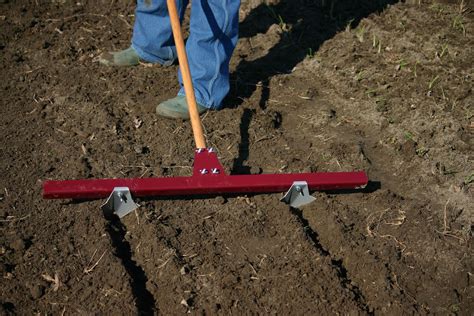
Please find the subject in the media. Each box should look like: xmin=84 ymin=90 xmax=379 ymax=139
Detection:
xmin=131 ymin=0 xmax=240 ymax=109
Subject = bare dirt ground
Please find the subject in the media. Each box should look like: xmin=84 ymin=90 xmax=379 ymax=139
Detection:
xmin=1 ymin=0 xmax=473 ymax=314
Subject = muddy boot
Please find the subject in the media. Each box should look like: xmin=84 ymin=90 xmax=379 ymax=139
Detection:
xmin=156 ymin=96 xmax=208 ymax=119
xmin=99 ymin=47 xmax=140 ymax=66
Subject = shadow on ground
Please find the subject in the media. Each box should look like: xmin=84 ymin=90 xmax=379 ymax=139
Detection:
xmin=229 ymin=0 xmax=398 ymax=173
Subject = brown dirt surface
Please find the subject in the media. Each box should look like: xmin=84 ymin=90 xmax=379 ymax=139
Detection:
xmin=1 ymin=0 xmax=473 ymax=314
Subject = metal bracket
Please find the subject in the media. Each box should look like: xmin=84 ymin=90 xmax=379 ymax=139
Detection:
xmin=101 ymin=187 xmax=139 ymax=218
xmin=281 ymin=181 xmax=316 ymax=208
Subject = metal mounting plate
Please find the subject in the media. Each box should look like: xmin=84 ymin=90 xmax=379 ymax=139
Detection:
xmin=101 ymin=187 xmax=139 ymax=218
xmin=281 ymin=181 xmax=316 ymax=208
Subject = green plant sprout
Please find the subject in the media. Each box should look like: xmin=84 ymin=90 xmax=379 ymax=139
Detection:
xmin=355 ymin=25 xmax=366 ymax=42
xmin=428 ymin=75 xmax=440 ymax=90
xmin=396 ymin=59 xmax=409 ymax=71
xmin=266 ymin=6 xmax=288 ymax=32
xmin=416 ymin=147 xmax=429 ymax=157
xmin=452 ymin=15 xmax=466 ymax=35
xmin=366 ymin=88 xmax=377 ymax=98
xmin=464 ymin=173 xmax=474 ymax=185
xmin=439 ymin=44 xmax=449 ymax=58
xmin=355 ymin=70 xmax=366 ymax=82
xmin=345 ymin=18 xmax=355 ymax=32
xmin=429 ymin=3 xmax=444 ymax=15
xmin=372 ymin=34 xmax=382 ymax=53
xmin=404 ymin=131 xmax=415 ymax=141
xmin=413 ymin=60 xmax=420 ymax=77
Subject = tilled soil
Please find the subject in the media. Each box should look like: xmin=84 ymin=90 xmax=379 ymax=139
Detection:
xmin=1 ymin=0 xmax=473 ymax=314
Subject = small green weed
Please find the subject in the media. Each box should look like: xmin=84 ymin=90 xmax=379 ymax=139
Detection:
xmin=396 ymin=59 xmax=409 ymax=71
xmin=452 ymin=15 xmax=466 ymax=35
xmin=404 ymin=131 xmax=415 ymax=141
xmin=416 ymin=147 xmax=429 ymax=157
xmin=354 ymin=70 xmax=366 ymax=82
xmin=464 ymin=173 xmax=474 ymax=185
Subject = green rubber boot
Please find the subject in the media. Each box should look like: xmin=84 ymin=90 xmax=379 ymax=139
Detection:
xmin=99 ymin=47 xmax=140 ymax=66
xmin=156 ymin=96 xmax=208 ymax=119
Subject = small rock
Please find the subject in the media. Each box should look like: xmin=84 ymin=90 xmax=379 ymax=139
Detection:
xmin=134 ymin=145 xmax=142 ymax=153
xmin=11 ymin=239 xmax=25 ymax=252
xmin=134 ymin=145 xmax=149 ymax=154
xmin=180 ymin=265 xmax=190 ymax=275
xmin=110 ymin=143 xmax=123 ymax=154
xmin=133 ymin=117 xmax=143 ymax=129
xmin=180 ymin=298 xmax=189 ymax=308
xmin=400 ymin=139 xmax=417 ymax=160
xmin=302 ymin=162 xmax=318 ymax=172
xmin=54 ymin=96 xmax=67 ymax=105
xmin=29 ymin=284 xmax=45 ymax=299
xmin=250 ymin=166 xmax=262 ymax=174
xmin=214 ymin=196 xmax=226 ymax=205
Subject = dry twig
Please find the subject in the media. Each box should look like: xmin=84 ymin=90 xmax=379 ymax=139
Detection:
xmin=84 ymin=249 xmax=107 ymax=274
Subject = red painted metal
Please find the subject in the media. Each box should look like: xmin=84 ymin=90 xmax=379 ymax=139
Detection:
xmin=43 ymin=149 xmax=368 ymax=200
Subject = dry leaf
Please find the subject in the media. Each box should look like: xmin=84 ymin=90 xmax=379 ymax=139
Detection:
xmin=42 ymin=273 xmax=60 ymax=291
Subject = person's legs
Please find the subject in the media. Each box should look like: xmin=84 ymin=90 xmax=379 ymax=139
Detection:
xmin=132 ymin=0 xmax=189 ymax=65
xmin=178 ymin=0 xmax=240 ymax=109
xmin=156 ymin=0 xmax=240 ymax=118
xmin=100 ymin=0 xmax=189 ymax=66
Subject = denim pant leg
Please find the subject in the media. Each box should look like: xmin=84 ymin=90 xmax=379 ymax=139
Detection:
xmin=131 ymin=0 xmax=188 ymax=65
xmin=177 ymin=0 xmax=241 ymax=109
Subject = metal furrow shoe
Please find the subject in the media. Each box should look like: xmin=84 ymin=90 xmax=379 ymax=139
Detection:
xmin=101 ymin=187 xmax=139 ymax=218
xmin=281 ymin=181 xmax=316 ymax=208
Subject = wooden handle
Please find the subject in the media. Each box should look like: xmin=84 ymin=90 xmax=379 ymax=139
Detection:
xmin=167 ymin=0 xmax=206 ymax=149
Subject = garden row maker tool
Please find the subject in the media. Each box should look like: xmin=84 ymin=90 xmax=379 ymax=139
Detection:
xmin=42 ymin=0 xmax=369 ymax=218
